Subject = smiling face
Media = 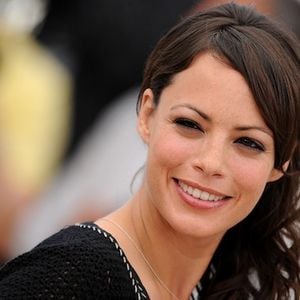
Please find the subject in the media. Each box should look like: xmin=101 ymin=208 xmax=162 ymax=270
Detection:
xmin=137 ymin=52 xmax=283 ymax=241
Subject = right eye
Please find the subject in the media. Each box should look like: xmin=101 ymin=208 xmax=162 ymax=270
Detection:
xmin=174 ymin=118 xmax=202 ymax=131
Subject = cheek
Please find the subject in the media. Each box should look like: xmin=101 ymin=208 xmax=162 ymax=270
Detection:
xmin=149 ymin=131 xmax=193 ymax=171
xmin=231 ymin=157 xmax=273 ymax=200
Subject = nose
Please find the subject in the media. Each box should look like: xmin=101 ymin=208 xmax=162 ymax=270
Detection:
xmin=193 ymin=138 xmax=226 ymax=177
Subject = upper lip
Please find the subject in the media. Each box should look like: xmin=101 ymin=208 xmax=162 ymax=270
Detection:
xmin=174 ymin=178 xmax=232 ymax=198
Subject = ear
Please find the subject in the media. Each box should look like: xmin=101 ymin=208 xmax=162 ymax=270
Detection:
xmin=137 ymin=88 xmax=156 ymax=144
xmin=268 ymin=161 xmax=289 ymax=182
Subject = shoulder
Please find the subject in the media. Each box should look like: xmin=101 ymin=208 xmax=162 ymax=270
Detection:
xmin=31 ymin=222 xmax=119 ymax=255
xmin=0 ymin=223 xmax=145 ymax=299
xmin=3 ymin=223 xmax=120 ymax=274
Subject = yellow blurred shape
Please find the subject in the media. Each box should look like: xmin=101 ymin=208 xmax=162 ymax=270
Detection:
xmin=0 ymin=27 xmax=72 ymax=194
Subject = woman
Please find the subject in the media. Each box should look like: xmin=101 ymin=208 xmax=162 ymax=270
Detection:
xmin=0 ymin=3 xmax=299 ymax=299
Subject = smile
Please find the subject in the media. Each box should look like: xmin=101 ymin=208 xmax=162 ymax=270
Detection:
xmin=178 ymin=180 xmax=228 ymax=202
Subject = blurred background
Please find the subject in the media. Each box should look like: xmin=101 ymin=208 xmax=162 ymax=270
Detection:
xmin=0 ymin=0 xmax=298 ymax=265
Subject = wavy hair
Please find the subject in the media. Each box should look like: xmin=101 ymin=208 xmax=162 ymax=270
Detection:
xmin=137 ymin=3 xmax=300 ymax=299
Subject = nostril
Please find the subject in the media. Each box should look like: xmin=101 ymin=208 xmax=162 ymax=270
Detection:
xmin=193 ymin=164 xmax=224 ymax=177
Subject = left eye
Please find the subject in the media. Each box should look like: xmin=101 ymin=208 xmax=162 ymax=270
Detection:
xmin=174 ymin=118 xmax=202 ymax=130
xmin=236 ymin=137 xmax=265 ymax=152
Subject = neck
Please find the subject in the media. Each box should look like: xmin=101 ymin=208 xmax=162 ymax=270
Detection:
xmin=98 ymin=189 xmax=222 ymax=299
xmin=130 ymin=192 xmax=220 ymax=299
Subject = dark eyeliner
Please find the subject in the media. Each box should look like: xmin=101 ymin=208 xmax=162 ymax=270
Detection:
xmin=174 ymin=118 xmax=201 ymax=130
xmin=236 ymin=137 xmax=265 ymax=151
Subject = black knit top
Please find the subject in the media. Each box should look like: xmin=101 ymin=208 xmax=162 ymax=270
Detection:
xmin=0 ymin=223 xmax=149 ymax=299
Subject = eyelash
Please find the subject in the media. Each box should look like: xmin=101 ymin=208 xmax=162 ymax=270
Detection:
xmin=174 ymin=118 xmax=265 ymax=152
xmin=174 ymin=118 xmax=202 ymax=131
xmin=235 ymin=137 xmax=265 ymax=152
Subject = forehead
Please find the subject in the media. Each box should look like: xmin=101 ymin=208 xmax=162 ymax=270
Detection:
xmin=162 ymin=52 xmax=252 ymax=103
xmin=158 ymin=52 xmax=267 ymax=127
xmin=173 ymin=52 xmax=244 ymax=89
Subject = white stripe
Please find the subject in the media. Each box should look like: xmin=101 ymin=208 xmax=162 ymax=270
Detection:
xmin=77 ymin=223 xmax=148 ymax=299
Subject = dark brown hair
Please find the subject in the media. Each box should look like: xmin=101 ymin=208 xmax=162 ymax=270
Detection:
xmin=137 ymin=3 xmax=300 ymax=299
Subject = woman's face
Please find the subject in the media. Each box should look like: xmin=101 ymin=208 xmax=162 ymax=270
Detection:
xmin=138 ymin=52 xmax=283 ymax=240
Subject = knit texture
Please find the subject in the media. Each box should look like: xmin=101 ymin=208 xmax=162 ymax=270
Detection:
xmin=0 ymin=223 xmax=149 ymax=300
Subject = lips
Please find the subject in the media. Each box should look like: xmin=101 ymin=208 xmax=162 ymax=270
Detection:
xmin=176 ymin=179 xmax=231 ymax=202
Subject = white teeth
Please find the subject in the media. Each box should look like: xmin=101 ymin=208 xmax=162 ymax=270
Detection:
xmin=188 ymin=186 xmax=193 ymax=195
xmin=183 ymin=185 xmax=188 ymax=193
xmin=192 ymin=189 xmax=201 ymax=198
xmin=201 ymin=191 xmax=210 ymax=201
xmin=178 ymin=181 xmax=226 ymax=202
xmin=208 ymin=194 xmax=215 ymax=201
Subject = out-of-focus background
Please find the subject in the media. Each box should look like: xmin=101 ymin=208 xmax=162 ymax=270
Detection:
xmin=0 ymin=0 xmax=298 ymax=265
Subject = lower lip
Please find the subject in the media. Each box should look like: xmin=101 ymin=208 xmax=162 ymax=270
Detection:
xmin=174 ymin=180 xmax=230 ymax=209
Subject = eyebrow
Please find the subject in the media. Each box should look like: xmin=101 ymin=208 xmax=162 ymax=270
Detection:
xmin=170 ymin=103 xmax=273 ymax=137
xmin=235 ymin=126 xmax=273 ymax=137
xmin=170 ymin=104 xmax=211 ymax=121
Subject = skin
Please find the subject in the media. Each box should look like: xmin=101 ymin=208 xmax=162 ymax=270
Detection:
xmin=0 ymin=165 xmax=32 ymax=260
xmin=97 ymin=52 xmax=284 ymax=299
